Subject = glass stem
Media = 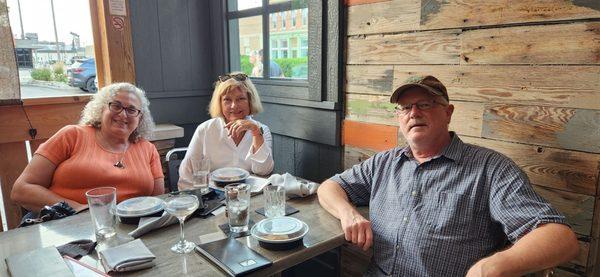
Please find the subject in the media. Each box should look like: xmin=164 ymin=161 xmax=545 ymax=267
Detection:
xmin=179 ymin=218 xmax=185 ymax=243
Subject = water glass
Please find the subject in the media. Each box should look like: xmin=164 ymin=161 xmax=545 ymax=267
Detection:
xmin=264 ymin=185 xmax=286 ymax=218
xmin=86 ymin=187 xmax=117 ymax=240
xmin=191 ymin=157 xmax=210 ymax=194
xmin=165 ymin=194 xmax=200 ymax=254
xmin=225 ymin=183 xmax=251 ymax=233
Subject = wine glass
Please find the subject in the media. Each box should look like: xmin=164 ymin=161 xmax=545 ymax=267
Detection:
xmin=165 ymin=194 xmax=199 ymax=254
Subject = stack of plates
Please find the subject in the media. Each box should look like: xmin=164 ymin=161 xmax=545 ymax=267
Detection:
xmin=211 ymin=167 xmax=250 ymax=186
xmin=251 ymin=217 xmax=309 ymax=250
xmin=116 ymin=196 xmax=165 ymax=224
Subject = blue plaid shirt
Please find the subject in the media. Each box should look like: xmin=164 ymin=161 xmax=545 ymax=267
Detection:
xmin=331 ymin=133 xmax=566 ymax=276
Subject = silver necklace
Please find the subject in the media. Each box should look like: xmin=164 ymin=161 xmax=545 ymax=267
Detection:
xmin=113 ymin=144 xmax=129 ymax=169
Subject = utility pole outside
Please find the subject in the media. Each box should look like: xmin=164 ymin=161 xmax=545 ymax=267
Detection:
xmin=50 ymin=0 xmax=61 ymax=62
xmin=16 ymin=0 xmax=25 ymax=39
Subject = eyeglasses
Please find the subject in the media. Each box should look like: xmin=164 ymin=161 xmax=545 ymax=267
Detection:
xmin=394 ymin=99 xmax=446 ymax=115
xmin=108 ymin=102 xmax=142 ymax=117
xmin=218 ymin=73 xmax=248 ymax=82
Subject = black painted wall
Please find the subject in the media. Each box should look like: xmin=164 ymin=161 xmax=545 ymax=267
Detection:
xmin=130 ymin=0 xmax=343 ymax=182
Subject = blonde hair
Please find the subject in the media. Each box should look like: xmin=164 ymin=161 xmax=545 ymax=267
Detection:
xmin=208 ymin=73 xmax=263 ymax=118
xmin=79 ymin=82 xmax=155 ymax=142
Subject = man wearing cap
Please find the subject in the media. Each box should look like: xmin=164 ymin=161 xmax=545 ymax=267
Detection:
xmin=318 ymin=76 xmax=579 ymax=276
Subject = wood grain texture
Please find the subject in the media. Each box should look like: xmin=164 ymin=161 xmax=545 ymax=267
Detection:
xmin=346 ymin=0 xmax=390 ymax=6
xmin=393 ymin=65 xmax=600 ymax=109
xmin=533 ymin=186 xmax=594 ymax=236
xmin=345 ymin=65 xmax=394 ymax=95
xmin=346 ymin=94 xmax=484 ymax=137
xmin=0 ymin=194 xmax=368 ymax=275
xmin=347 ymin=29 xmax=461 ymax=65
xmin=421 ymin=0 xmax=600 ymax=30
xmin=342 ymin=120 xmax=398 ymax=152
xmin=0 ymin=142 xmax=28 ymax=230
xmin=0 ymin=0 xmax=20 ymax=101
xmin=461 ymin=22 xmax=600 ymax=65
xmin=344 ymin=145 xmax=377 ymax=169
xmin=482 ymin=104 xmax=600 ymax=153
xmin=461 ymin=136 xmax=599 ymax=196
xmin=93 ymin=0 xmax=136 ymax=85
xmin=346 ymin=94 xmax=397 ymax=125
xmin=347 ymin=0 xmax=419 ymax=35
xmin=0 ymin=103 xmax=85 ymax=144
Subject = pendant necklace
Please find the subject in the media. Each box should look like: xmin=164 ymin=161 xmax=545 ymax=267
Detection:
xmin=113 ymin=144 xmax=129 ymax=169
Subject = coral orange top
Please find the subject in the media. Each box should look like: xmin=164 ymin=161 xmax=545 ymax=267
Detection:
xmin=35 ymin=125 xmax=164 ymax=204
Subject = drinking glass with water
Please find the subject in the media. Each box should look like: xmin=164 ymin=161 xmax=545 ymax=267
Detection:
xmin=191 ymin=157 xmax=210 ymax=194
xmin=264 ymin=185 xmax=286 ymax=218
xmin=225 ymin=183 xmax=251 ymax=233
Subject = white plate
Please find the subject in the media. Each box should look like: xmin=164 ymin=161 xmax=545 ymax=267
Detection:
xmin=116 ymin=196 xmax=165 ymax=218
xmin=211 ymin=167 xmax=250 ymax=183
xmin=251 ymin=217 xmax=309 ymax=244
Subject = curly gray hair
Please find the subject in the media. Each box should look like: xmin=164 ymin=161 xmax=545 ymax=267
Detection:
xmin=79 ymin=82 xmax=155 ymax=142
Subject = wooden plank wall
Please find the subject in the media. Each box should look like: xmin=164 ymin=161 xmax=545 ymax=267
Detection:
xmin=343 ymin=0 xmax=600 ymax=276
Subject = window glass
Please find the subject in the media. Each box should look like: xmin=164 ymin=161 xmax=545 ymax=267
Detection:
xmin=228 ymin=0 xmax=261 ymax=12
xmin=6 ymin=0 xmax=96 ymax=98
xmin=268 ymin=9 xmax=307 ymax=79
xmin=229 ymin=16 xmax=263 ymax=77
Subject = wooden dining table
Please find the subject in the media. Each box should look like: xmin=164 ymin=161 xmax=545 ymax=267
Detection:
xmin=0 ymin=192 xmax=369 ymax=276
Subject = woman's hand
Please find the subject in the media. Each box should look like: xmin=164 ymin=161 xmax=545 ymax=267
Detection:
xmin=225 ymin=119 xmax=260 ymax=138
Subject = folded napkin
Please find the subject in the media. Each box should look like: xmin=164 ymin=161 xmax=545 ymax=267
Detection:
xmin=128 ymin=211 xmax=179 ymax=239
xmin=99 ymin=239 xmax=155 ymax=273
xmin=57 ymin=239 xmax=97 ymax=259
xmin=268 ymin=173 xmax=319 ymax=198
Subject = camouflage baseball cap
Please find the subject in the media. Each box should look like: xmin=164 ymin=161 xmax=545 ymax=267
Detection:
xmin=390 ymin=75 xmax=449 ymax=103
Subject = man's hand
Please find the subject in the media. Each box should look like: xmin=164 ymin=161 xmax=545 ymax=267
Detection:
xmin=466 ymin=254 xmax=510 ymax=277
xmin=340 ymin=211 xmax=373 ymax=251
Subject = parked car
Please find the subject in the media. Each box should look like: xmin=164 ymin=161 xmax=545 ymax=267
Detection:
xmin=67 ymin=58 xmax=97 ymax=93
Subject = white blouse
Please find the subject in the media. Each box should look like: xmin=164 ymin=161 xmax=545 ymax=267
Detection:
xmin=179 ymin=117 xmax=274 ymax=183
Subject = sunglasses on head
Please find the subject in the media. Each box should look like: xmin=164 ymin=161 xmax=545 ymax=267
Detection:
xmin=218 ymin=73 xmax=248 ymax=82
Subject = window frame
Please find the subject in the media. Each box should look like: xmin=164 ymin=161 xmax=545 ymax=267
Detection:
xmin=225 ymin=0 xmax=329 ymax=102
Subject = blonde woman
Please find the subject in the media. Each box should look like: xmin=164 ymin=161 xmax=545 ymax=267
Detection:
xmin=12 ymin=83 xmax=164 ymax=213
xmin=179 ymin=72 xmax=274 ymax=187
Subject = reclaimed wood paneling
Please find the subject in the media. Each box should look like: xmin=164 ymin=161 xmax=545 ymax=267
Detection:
xmin=346 ymin=0 xmax=390 ymax=6
xmin=346 ymin=94 xmax=396 ymax=125
xmin=461 ymin=136 xmax=599 ymax=196
xmin=344 ymin=145 xmax=377 ymax=169
xmin=347 ymin=29 xmax=461 ymax=65
xmin=0 ymin=142 xmax=28 ymax=230
xmin=393 ymin=65 xmax=600 ymax=110
xmin=345 ymin=65 xmax=394 ymax=95
xmin=0 ymin=103 xmax=86 ymax=144
xmin=421 ymin=0 xmax=600 ymax=30
xmin=448 ymin=101 xmax=483 ymax=137
xmin=347 ymin=0 xmax=419 ymax=35
xmin=461 ymin=22 xmax=600 ymax=65
xmin=347 ymin=94 xmax=484 ymax=137
xmin=482 ymin=105 xmax=600 ymax=154
xmin=343 ymin=120 xmax=397 ymax=152
xmin=533 ymin=186 xmax=594 ymax=236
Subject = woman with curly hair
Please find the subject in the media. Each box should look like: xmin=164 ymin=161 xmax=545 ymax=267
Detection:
xmin=11 ymin=83 xmax=164 ymax=213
